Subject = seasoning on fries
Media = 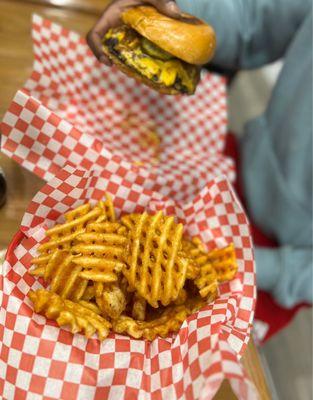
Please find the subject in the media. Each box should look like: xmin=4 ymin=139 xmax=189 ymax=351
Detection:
xmin=29 ymin=195 xmax=238 ymax=341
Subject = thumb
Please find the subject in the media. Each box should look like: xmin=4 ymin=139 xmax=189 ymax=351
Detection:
xmin=165 ymin=1 xmax=181 ymax=17
xmin=153 ymin=0 xmax=182 ymax=18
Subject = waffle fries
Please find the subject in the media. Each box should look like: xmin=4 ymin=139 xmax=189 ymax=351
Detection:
xmin=72 ymin=230 xmax=126 ymax=283
xmin=28 ymin=196 xmax=238 ymax=341
xmin=183 ymin=238 xmax=218 ymax=300
xmin=113 ymin=296 xmax=205 ymax=341
xmin=207 ymin=243 xmax=238 ymax=282
xmin=32 ymin=195 xmax=117 ymax=268
xmin=95 ymin=282 xmax=126 ymax=319
xmin=29 ymin=289 xmax=111 ymax=340
xmin=122 ymin=211 xmax=188 ymax=307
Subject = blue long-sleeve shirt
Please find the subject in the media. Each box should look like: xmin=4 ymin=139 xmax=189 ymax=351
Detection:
xmin=177 ymin=0 xmax=312 ymax=307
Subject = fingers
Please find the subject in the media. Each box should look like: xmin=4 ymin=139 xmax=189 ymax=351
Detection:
xmin=86 ymin=30 xmax=111 ymax=66
xmin=162 ymin=0 xmax=182 ymax=17
xmin=148 ymin=0 xmax=181 ymax=18
xmin=86 ymin=0 xmax=182 ymax=65
xmin=86 ymin=1 xmax=123 ymax=65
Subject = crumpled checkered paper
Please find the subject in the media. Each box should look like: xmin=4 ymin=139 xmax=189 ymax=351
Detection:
xmin=0 ymin=164 xmax=257 ymax=400
xmin=0 ymin=15 xmax=234 ymax=203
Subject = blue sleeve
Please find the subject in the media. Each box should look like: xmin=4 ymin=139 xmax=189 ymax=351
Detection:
xmin=176 ymin=0 xmax=311 ymax=68
xmin=255 ymin=247 xmax=312 ymax=308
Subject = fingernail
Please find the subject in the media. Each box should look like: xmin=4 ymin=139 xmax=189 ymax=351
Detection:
xmin=168 ymin=1 xmax=181 ymax=14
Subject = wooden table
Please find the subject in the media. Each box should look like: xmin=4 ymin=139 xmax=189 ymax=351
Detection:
xmin=0 ymin=1 xmax=271 ymax=398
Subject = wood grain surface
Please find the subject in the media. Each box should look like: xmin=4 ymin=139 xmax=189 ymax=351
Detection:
xmin=0 ymin=1 xmax=271 ymax=398
xmin=14 ymin=0 xmax=107 ymax=14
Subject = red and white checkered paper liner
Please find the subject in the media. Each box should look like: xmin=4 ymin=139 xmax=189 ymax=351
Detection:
xmin=0 ymin=15 xmax=234 ymax=203
xmin=0 ymin=165 xmax=257 ymax=400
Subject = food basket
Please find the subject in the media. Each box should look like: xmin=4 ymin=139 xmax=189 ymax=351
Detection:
xmin=0 ymin=164 xmax=256 ymax=399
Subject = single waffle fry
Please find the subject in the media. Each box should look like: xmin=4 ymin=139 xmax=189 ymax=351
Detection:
xmin=185 ymin=239 xmax=237 ymax=294
xmin=29 ymin=289 xmax=111 ymax=340
xmin=122 ymin=211 xmax=188 ymax=307
xmin=132 ymin=294 xmax=146 ymax=321
xmin=208 ymin=243 xmax=238 ymax=282
xmin=36 ymin=202 xmax=105 ymax=264
xmin=184 ymin=239 xmax=237 ymax=280
xmin=95 ymin=282 xmax=126 ymax=319
xmin=31 ymin=198 xmax=125 ymax=299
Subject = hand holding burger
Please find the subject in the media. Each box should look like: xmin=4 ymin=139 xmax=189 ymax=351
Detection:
xmin=87 ymin=0 xmax=216 ymax=95
xmin=87 ymin=0 xmax=182 ymax=65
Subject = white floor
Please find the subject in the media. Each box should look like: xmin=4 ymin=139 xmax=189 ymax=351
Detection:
xmin=228 ymin=61 xmax=312 ymax=400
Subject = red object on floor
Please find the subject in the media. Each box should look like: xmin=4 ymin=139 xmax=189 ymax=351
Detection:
xmin=224 ymin=133 xmax=309 ymax=343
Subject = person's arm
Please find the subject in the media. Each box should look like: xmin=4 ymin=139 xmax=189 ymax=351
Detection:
xmin=176 ymin=0 xmax=311 ymax=69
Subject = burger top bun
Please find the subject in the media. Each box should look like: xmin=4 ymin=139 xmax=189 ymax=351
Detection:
xmin=121 ymin=6 xmax=216 ymax=65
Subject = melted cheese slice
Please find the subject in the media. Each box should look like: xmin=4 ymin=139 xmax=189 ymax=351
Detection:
xmin=105 ymin=28 xmax=196 ymax=93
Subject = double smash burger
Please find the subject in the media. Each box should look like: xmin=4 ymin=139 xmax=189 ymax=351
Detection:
xmin=102 ymin=6 xmax=216 ymax=95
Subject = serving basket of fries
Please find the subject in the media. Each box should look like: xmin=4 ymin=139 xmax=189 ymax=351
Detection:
xmin=0 ymin=163 xmax=257 ymax=399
